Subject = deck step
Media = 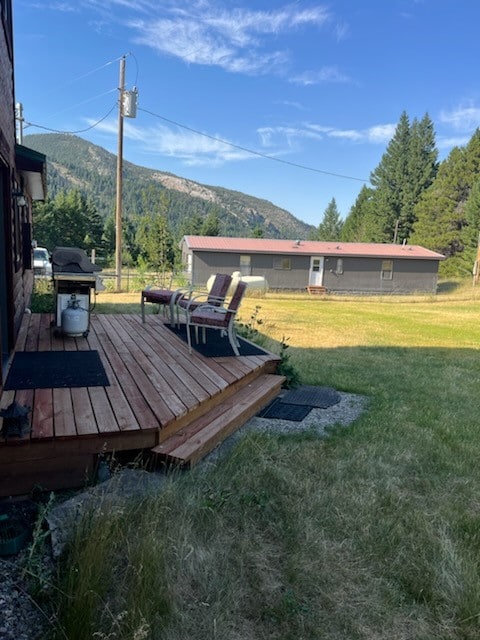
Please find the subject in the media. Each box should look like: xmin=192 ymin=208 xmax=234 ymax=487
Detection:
xmin=151 ymin=373 xmax=285 ymax=467
xmin=307 ymin=285 xmax=327 ymax=295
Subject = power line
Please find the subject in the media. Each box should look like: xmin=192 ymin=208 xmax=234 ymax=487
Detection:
xmin=24 ymin=89 xmax=118 ymax=127
xmin=139 ymin=106 xmax=369 ymax=183
xmin=24 ymin=103 xmax=117 ymax=135
xmin=37 ymin=55 xmax=125 ymax=99
xmin=22 ymin=101 xmax=369 ymax=183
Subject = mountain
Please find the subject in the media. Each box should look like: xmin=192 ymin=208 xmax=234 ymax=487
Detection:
xmin=24 ymin=133 xmax=315 ymax=239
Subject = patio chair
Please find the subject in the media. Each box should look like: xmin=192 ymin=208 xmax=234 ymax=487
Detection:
xmin=174 ymin=273 xmax=232 ymax=327
xmin=141 ymin=273 xmax=183 ymax=324
xmin=186 ymin=280 xmax=248 ymax=356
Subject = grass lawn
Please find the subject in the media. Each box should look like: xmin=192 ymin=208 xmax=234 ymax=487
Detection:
xmin=40 ymin=280 xmax=480 ymax=639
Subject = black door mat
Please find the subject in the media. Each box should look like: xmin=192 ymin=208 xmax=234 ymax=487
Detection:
xmin=258 ymin=399 xmax=313 ymax=421
xmin=4 ymin=350 xmax=110 ymax=390
xmin=281 ymin=385 xmax=341 ymax=409
xmin=166 ymin=324 xmax=268 ymax=358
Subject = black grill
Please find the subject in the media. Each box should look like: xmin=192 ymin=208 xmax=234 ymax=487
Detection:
xmin=52 ymin=247 xmax=102 ymax=334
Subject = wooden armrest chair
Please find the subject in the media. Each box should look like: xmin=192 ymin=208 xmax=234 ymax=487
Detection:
xmin=186 ymin=281 xmax=248 ymax=356
xmin=174 ymin=273 xmax=232 ymax=327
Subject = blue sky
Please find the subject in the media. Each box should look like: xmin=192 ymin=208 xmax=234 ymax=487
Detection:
xmin=12 ymin=0 xmax=480 ymax=227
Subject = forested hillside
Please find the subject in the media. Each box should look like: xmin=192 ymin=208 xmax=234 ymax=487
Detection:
xmin=25 ymin=133 xmax=314 ymax=240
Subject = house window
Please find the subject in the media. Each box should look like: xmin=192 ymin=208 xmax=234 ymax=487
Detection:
xmin=381 ymin=260 xmax=393 ymax=280
xmin=273 ymin=257 xmax=291 ymax=270
xmin=335 ymin=258 xmax=344 ymax=275
xmin=239 ymin=255 xmax=251 ymax=276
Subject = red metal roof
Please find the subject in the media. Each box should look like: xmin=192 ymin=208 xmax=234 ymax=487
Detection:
xmin=182 ymin=236 xmax=445 ymax=260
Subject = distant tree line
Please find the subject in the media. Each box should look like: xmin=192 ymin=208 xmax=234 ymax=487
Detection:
xmin=33 ymin=185 xmax=260 ymax=274
xmin=313 ymin=111 xmax=480 ymax=276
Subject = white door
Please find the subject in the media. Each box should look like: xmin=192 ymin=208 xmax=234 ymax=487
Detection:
xmin=309 ymin=256 xmax=324 ymax=286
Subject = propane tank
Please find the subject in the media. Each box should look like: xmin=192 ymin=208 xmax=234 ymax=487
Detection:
xmin=61 ymin=295 xmax=89 ymax=337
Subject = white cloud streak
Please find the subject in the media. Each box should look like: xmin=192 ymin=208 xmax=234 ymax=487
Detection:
xmin=290 ymin=67 xmax=351 ymax=86
xmin=439 ymin=103 xmax=480 ymax=132
xmin=89 ymin=113 xmax=393 ymax=170
xmin=46 ymin=1 xmax=347 ymax=80
xmin=90 ymin=117 xmax=252 ymax=166
xmin=258 ymin=122 xmax=396 ymax=147
xmin=129 ymin=4 xmax=333 ymax=76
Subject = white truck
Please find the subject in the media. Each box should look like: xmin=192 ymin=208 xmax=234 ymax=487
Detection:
xmin=33 ymin=247 xmax=52 ymax=277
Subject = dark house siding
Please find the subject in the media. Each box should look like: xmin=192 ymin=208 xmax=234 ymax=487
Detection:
xmin=189 ymin=249 xmax=440 ymax=294
xmin=0 ymin=0 xmax=16 ymax=383
xmin=323 ymin=257 xmax=439 ymax=294
xmin=0 ymin=0 xmax=43 ymax=388
xmin=191 ymin=251 xmax=312 ymax=289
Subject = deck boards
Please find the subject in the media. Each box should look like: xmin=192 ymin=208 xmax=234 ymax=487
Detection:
xmin=0 ymin=312 xmax=281 ymax=494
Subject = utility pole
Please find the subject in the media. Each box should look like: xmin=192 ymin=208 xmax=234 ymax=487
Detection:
xmin=115 ymin=56 xmax=126 ymax=292
xmin=15 ymin=102 xmax=24 ymax=144
xmin=114 ymin=56 xmax=138 ymax=292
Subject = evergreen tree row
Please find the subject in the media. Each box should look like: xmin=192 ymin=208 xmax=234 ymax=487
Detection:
xmin=314 ymin=112 xmax=480 ymax=277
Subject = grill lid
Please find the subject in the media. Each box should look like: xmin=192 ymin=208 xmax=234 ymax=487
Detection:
xmin=52 ymin=247 xmax=102 ymax=274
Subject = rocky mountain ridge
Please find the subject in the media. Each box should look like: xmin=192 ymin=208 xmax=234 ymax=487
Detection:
xmin=25 ymin=133 xmax=314 ymax=239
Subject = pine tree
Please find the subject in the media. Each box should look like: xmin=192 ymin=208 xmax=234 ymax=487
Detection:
xmin=340 ymin=186 xmax=389 ymax=242
xmin=344 ymin=112 xmax=438 ymax=244
xmin=33 ymin=189 xmax=103 ymax=252
xmin=370 ymin=111 xmax=411 ymax=241
xmin=411 ymin=129 xmax=480 ymax=273
xmin=401 ymin=113 xmax=438 ymax=240
xmin=136 ymin=212 xmax=174 ymax=273
xmin=316 ymin=198 xmax=343 ymax=240
xmin=201 ymin=209 xmax=221 ymax=236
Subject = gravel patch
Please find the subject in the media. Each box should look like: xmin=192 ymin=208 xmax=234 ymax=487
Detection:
xmin=202 ymin=390 xmax=368 ymax=466
xmin=0 ymin=500 xmax=50 ymax=640
xmin=0 ymin=554 xmax=48 ymax=640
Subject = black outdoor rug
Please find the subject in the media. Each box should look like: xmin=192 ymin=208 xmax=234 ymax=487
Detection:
xmin=4 ymin=350 xmax=110 ymax=390
xmin=167 ymin=324 xmax=269 ymax=358
xmin=281 ymin=385 xmax=341 ymax=409
xmin=258 ymin=399 xmax=313 ymax=422
xmin=257 ymin=386 xmax=342 ymax=422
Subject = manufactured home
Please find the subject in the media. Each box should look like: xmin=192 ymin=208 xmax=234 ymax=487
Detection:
xmin=180 ymin=236 xmax=445 ymax=294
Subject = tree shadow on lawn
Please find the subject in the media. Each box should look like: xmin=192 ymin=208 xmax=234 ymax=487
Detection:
xmin=437 ymin=280 xmax=465 ymax=294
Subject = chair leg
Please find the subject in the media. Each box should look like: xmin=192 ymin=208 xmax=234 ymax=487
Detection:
xmin=169 ymin=296 xmax=177 ymax=326
xmin=186 ymin=321 xmax=193 ymax=353
xmin=141 ymin=295 xmax=146 ymax=323
xmin=228 ymin=322 xmax=240 ymax=356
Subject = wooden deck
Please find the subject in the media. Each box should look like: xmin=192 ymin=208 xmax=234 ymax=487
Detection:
xmin=0 ymin=312 xmax=283 ymax=497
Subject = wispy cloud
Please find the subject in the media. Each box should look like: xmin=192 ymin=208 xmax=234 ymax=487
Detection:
xmin=112 ymin=117 xmax=396 ymax=166
xmin=259 ymin=122 xmax=396 ymax=146
xmin=128 ymin=4 xmax=333 ymax=76
xmin=290 ymin=66 xmax=351 ymax=86
xmin=90 ymin=117 xmax=251 ymax=166
xmin=257 ymin=126 xmax=324 ymax=149
xmin=437 ymin=135 xmax=472 ymax=150
xmin=33 ymin=1 xmax=349 ymax=81
xmin=439 ymin=103 xmax=480 ymax=131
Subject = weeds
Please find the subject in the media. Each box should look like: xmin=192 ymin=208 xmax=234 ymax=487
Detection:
xmin=30 ymin=279 xmax=54 ymax=313
xmin=275 ymin=335 xmax=301 ymax=388
xmin=235 ymin=304 xmax=265 ymax=344
xmin=21 ymin=492 xmax=56 ymax=598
